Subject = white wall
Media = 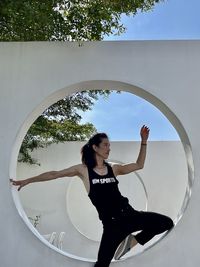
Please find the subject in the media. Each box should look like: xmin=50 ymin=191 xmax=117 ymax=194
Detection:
xmin=0 ymin=41 xmax=199 ymax=267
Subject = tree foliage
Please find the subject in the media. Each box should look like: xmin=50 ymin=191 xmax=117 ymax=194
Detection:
xmin=1 ymin=0 xmax=164 ymax=163
xmin=0 ymin=0 xmax=164 ymax=42
xmin=18 ymin=90 xmax=113 ymax=165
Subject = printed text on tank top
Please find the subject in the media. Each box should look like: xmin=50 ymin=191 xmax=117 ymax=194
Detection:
xmin=91 ymin=164 xmax=118 ymax=186
xmin=87 ymin=162 xmax=129 ymax=221
xmin=88 ymin=163 xmax=119 ymax=196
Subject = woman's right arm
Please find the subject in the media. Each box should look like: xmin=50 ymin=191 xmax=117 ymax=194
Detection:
xmin=10 ymin=164 xmax=82 ymax=191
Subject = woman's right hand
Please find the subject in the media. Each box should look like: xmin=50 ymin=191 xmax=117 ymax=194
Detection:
xmin=10 ymin=178 xmax=29 ymax=191
xmin=140 ymin=125 xmax=150 ymax=142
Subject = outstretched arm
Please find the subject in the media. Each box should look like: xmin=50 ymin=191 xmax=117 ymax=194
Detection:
xmin=10 ymin=164 xmax=82 ymax=191
xmin=113 ymin=125 xmax=150 ymax=176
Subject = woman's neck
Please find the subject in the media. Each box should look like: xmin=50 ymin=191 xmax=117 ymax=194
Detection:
xmin=95 ymin=157 xmax=105 ymax=169
xmin=93 ymin=161 xmax=107 ymax=175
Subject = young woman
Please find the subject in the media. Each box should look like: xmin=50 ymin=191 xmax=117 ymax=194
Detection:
xmin=11 ymin=125 xmax=174 ymax=267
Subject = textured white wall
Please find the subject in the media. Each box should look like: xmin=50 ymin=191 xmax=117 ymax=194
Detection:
xmin=0 ymin=41 xmax=199 ymax=267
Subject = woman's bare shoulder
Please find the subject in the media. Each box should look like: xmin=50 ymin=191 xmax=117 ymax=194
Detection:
xmin=76 ymin=163 xmax=88 ymax=178
xmin=76 ymin=163 xmax=87 ymax=170
xmin=107 ymin=162 xmax=121 ymax=176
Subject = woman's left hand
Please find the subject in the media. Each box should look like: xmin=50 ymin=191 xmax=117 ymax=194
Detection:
xmin=140 ymin=125 xmax=150 ymax=142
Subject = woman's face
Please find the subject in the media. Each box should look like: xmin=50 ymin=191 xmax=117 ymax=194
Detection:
xmin=93 ymin=138 xmax=110 ymax=159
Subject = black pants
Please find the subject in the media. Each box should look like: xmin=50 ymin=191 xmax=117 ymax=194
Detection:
xmin=94 ymin=205 xmax=174 ymax=267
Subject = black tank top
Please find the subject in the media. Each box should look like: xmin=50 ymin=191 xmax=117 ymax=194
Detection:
xmin=88 ymin=162 xmax=129 ymax=221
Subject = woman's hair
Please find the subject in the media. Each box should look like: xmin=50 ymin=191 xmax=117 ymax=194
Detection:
xmin=81 ymin=133 xmax=108 ymax=168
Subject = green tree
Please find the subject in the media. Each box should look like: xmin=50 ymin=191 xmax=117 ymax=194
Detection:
xmin=1 ymin=0 xmax=164 ymax=163
xmin=0 ymin=0 xmax=164 ymax=42
xmin=18 ymin=90 xmax=113 ymax=165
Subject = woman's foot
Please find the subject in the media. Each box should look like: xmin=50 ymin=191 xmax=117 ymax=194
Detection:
xmin=114 ymin=235 xmax=137 ymax=260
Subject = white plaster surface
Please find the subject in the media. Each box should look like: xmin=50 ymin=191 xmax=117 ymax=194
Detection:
xmin=0 ymin=41 xmax=200 ymax=266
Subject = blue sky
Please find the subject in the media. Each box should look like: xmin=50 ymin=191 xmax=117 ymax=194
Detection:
xmin=79 ymin=0 xmax=200 ymax=141
xmin=79 ymin=92 xmax=179 ymax=141
xmin=105 ymin=0 xmax=200 ymax=41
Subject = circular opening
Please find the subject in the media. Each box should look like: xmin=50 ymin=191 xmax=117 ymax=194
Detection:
xmin=10 ymin=80 xmax=194 ymax=262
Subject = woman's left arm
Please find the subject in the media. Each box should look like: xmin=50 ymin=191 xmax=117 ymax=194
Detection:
xmin=113 ymin=125 xmax=150 ymax=176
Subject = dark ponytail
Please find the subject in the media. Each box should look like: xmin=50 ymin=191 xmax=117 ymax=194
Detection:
xmin=81 ymin=133 xmax=108 ymax=168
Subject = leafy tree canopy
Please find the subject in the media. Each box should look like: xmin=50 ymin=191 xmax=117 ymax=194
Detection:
xmin=1 ymin=0 xmax=164 ymax=163
xmin=18 ymin=90 xmax=114 ymax=165
xmin=0 ymin=0 xmax=164 ymax=42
